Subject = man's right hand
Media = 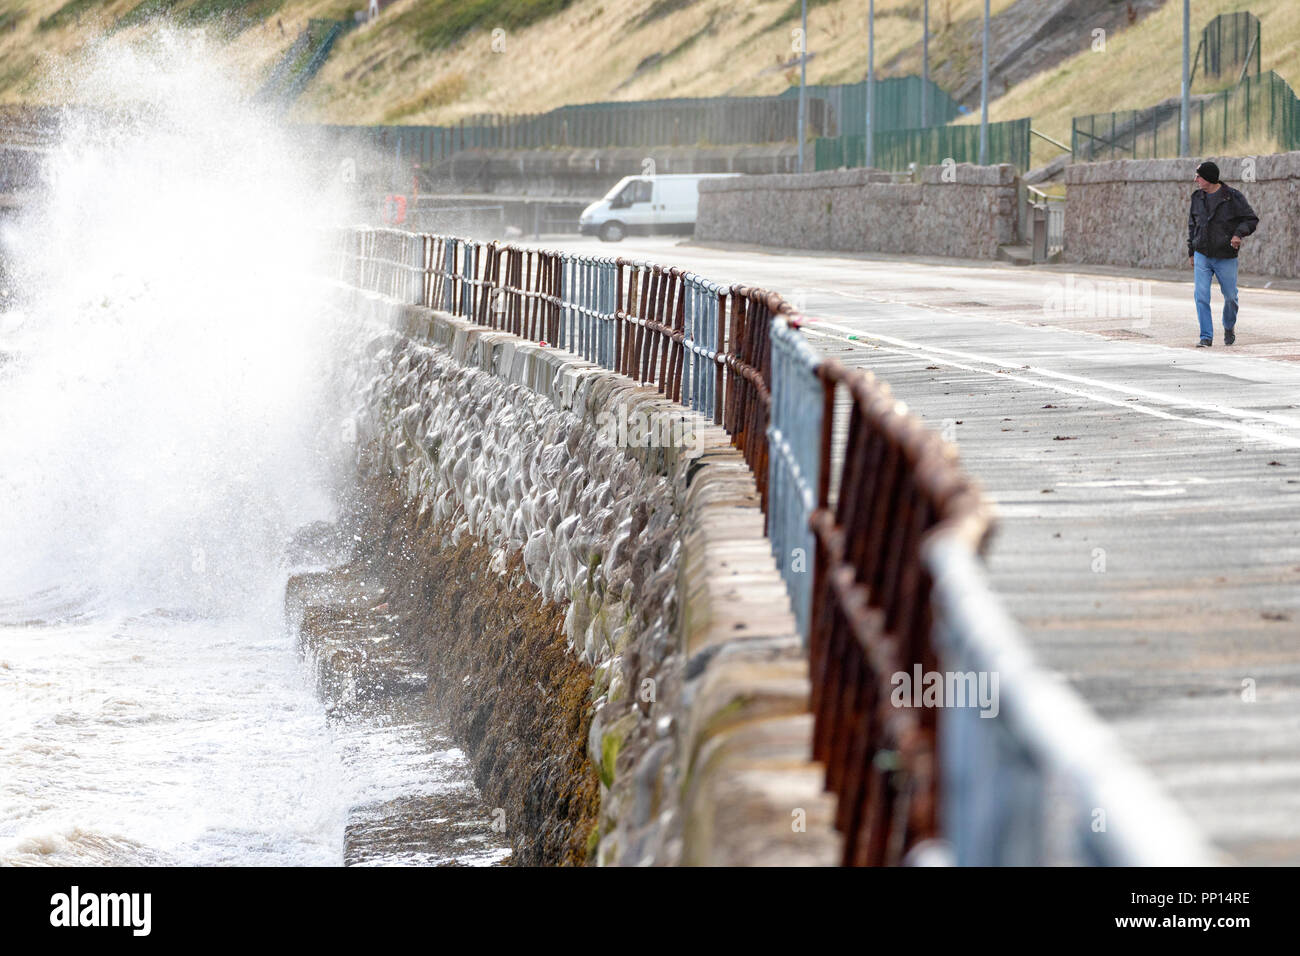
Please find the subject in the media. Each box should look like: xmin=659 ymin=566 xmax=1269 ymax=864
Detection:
xmin=1189 ymin=256 xmax=1195 ymax=268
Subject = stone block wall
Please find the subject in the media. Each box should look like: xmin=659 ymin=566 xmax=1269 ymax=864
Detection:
xmin=1063 ymin=152 xmax=1300 ymax=277
xmin=336 ymin=286 xmax=840 ymax=865
xmin=695 ymin=163 xmax=1020 ymax=258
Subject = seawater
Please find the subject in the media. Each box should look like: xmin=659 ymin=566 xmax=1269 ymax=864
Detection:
xmin=0 ymin=30 xmax=496 ymax=866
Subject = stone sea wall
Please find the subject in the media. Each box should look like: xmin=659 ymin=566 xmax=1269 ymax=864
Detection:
xmin=334 ymin=286 xmax=839 ymax=865
xmin=695 ymin=164 xmax=1020 ymax=258
xmin=1063 ymin=152 xmax=1300 ymax=277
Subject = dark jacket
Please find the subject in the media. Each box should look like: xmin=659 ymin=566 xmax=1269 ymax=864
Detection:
xmin=1187 ymin=184 xmax=1258 ymax=259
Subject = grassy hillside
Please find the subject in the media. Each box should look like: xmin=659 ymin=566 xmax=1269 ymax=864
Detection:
xmin=956 ymin=0 xmax=1300 ymax=168
xmin=0 ymin=0 xmax=298 ymax=102
xmin=0 ymin=0 xmax=1025 ymax=119
xmin=296 ymin=0 xmax=1024 ymax=123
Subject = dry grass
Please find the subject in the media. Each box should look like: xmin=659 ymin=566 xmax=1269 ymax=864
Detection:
xmin=1227 ymin=132 xmax=1290 ymax=156
xmin=380 ymin=69 xmax=468 ymax=122
xmin=0 ymin=0 xmax=1024 ymax=121
xmin=0 ymin=0 xmax=354 ymax=105
xmin=296 ymin=0 xmax=1020 ymax=124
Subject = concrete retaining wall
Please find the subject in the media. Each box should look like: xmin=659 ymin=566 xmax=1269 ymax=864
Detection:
xmin=336 ymin=286 xmax=839 ymax=865
xmin=1063 ymin=152 xmax=1300 ymax=277
xmin=695 ymin=164 xmax=1021 ymax=258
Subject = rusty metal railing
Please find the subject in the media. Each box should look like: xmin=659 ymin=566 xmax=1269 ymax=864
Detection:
xmin=806 ymin=360 xmax=988 ymax=865
xmin=332 ymin=225 xmax=1216 ymax=867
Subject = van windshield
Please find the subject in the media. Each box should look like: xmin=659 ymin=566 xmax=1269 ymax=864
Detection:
xmin=607 ymin=179 xmax=652 ymax=204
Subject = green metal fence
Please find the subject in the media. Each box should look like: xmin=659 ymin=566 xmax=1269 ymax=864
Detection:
xmin=1072 ymin=70 xmax=1300 ymax=161
xmin=320 ymin=93 xmax=835 ymax=165
xmin=313 ymin=75 xmax=961 ymax=167
xmin=1193 ymin=11 xmax=1261 ymax=87
xmin=778 ymin=76 xmax=960 ymax=136
xmin=257 ymin=18 xmax=352 ymax=108
xmin=814 ymin=117 xmax=1031 ymax=172
xmin=513 ymin=94 xmax=833 ymax=147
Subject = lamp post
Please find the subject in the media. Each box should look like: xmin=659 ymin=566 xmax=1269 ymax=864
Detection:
xmin=921 ymin=0 xmax=930 ymax=128
xmin=1180 ymin=0 xmax=1191 ymax=156
xmin=865 ymin=0 xmax=875 ymax=169
xmin=979 ymin=0 xmax=989 ymax=165
xmin=798 ymin=0 xmax=808 ymax=172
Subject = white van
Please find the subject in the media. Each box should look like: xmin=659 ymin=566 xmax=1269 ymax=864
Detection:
xmin=578 ymin=173 xmax=740 ymax=242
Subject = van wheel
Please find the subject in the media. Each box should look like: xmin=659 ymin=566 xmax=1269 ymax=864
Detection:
xmin=599 ymin=221 xmax=626 ymax=242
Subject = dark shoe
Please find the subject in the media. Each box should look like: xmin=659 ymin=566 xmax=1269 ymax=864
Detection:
xmin=1197 ymin=338 xmax=1212 ymax=347
xmin=1225 ymin=328 xmax=1236 ymax=345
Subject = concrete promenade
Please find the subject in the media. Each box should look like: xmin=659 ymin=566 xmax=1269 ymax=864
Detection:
xmin=530 ymin=236 xmax=1300 ymax=863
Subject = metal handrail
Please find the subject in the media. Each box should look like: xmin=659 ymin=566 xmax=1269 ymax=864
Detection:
xmin=1029 ymin=127 xmax=1071 ymax=154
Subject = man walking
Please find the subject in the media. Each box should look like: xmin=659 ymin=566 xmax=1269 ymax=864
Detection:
xmin=1188 ymin=161 xmax=1258 ymax=347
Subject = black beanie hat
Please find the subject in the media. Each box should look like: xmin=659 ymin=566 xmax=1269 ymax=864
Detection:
xmin=1196 ymin=161 xmax=1221 ymax=184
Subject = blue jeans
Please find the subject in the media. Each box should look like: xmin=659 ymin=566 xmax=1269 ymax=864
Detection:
xmin=1193 ymin=252 xmax=1238 ymax=342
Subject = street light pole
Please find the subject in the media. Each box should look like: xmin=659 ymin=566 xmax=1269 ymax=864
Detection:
xmin=979 ymin=0 xmax=989 ymax=165
xmin=1180 ymin=0 xmax=1191 ymax=156
xmin=866 ymin=0 xmax=875 ymax=169
xmin=797 ymin=0 xmax=808 ymax=173
xmin=921 ymin=0 xmax=930 ymax=128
